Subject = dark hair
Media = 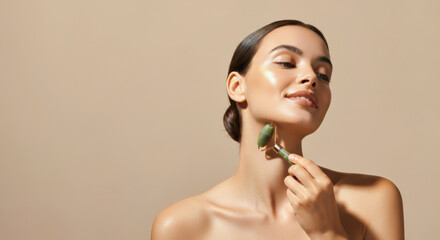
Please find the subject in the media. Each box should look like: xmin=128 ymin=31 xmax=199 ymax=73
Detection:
xmin=223 ymin=20 xmax=329 ymax=142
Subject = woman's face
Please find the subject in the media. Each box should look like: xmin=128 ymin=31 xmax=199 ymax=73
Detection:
xmin=242 ymin=25 xmax=332 ymax=135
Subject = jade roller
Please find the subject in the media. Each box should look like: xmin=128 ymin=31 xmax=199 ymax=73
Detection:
xmin=257 ymin=123 xmax=294 ymax=165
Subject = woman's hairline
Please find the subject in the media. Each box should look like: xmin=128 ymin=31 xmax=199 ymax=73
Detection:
xmin=233 ymin=24 xmax=330 ymax=77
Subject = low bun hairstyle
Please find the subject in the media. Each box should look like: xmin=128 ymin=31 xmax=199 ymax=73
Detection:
xmin=223 ymin=20 xmax=329 ymax=142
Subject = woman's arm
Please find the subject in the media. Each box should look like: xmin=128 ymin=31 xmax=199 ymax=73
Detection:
xmin=284 ymin=154 xmax=404 ymax=240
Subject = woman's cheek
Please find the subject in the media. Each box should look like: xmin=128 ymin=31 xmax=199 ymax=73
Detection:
xmin=322 ymin=88 xmax=332 ymax=110
xmin=262 ymin=68 xmax=279 ymax=86
xmin=316 ymin=88 xmax=331 ymax=122
xmin=263 ymin=68 xmax=293 ymax=88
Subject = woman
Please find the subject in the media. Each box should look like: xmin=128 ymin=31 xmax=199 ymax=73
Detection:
xmin=151 ymin=20 xmax=404 ymax=240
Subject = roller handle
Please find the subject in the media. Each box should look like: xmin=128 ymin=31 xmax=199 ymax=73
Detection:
xmin=274 ymin=143 xmax=294 ymax=165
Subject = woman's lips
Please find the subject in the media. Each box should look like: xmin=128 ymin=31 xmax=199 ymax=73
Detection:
xmin=287 ymin=97 xmax=318 ymax=108
xmin=285 ymin=90 xmax=318 ymax=108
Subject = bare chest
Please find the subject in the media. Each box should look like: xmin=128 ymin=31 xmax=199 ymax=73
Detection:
xmin=200 ymin=209 xmax=364 ymax=240
xmin=204 ymin=217 xmax=310 ymax=240
xmin=201 ymin=213 xmax=363 ymax=240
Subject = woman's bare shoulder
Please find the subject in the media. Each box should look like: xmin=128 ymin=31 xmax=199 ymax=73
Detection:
xmin=329 ymin=168 xmax=401 ymax=196
xmin=325 ymin=168 xmax=402 ymax=203
xmin=151 ymin=194 xmax=211 ymax=240
xmin=327 ymin=168 xmax=404 ymax=239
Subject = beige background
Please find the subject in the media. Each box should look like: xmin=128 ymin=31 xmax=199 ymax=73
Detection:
xmin=1 ymin=0 xmax=439 ymax=239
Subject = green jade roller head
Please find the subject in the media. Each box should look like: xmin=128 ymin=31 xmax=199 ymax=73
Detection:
xmin=257 ymin=123 xmax=294 ymax=165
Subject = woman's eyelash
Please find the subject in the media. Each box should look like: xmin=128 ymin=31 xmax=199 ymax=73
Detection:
xmin=317 ymin=73 xmax=330 ymax=82
xmin=277 ymin=62 xmax=295 ymax=68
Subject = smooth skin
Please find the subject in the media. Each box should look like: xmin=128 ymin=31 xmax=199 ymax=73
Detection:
xmin=151 ymin=25 xmax=404 ymax=240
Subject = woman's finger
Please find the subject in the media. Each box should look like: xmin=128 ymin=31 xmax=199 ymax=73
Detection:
xmin=289 ymin=154 xmax=328 ymax=183
xmin=287 ymin=164 xmax=315 ymax=189
xmin=284 ymin=175 xmax=308 ymax=200
xmin=286 ymin=188 xmax=300 ymax=212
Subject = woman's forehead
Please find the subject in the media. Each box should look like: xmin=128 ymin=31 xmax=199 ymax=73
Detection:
xmin=256 ymin=25 xmax=330 ymax=58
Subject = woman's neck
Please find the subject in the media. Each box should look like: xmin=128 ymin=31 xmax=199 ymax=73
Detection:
xmin=230 ymin=118 xmax=304 ymax=217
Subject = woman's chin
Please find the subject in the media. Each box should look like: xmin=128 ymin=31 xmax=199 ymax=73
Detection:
xmin=253 ymin=111 xmax=323 ymax=135
xmin=274 ymin=119 xmax=320 ymax=136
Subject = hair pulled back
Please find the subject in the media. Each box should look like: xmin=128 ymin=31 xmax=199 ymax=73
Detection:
xmin=223 ymin=20 xmax=329 ymax=142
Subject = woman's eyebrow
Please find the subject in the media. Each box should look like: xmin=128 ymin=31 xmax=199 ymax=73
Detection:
xmin=270 ymin=45 xmax=303 ymax=56
xmin=317 ymin=56 xmax=333 ymax=69
xmin=270 ymin=44 xmax=333 ymax=69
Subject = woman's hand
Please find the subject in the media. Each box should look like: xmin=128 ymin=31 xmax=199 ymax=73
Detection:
xmin=284 ymin=154 xmax=348 ymax=240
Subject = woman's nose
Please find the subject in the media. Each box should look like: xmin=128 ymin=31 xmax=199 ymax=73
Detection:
xmin=296 ymin=71 xmax=317 ymax=88
xmin=298 ymin=78 xmax=316 ymax=88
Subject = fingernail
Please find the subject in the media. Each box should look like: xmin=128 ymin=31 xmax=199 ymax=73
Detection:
xmin=289 ymin=154 xmax=296 ymax=161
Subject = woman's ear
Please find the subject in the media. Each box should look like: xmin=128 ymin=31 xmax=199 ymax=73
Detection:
xmin=226 ymin=71 xmax=246 ymax=103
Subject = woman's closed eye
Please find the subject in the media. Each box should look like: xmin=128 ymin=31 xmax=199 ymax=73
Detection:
xmin=316 ymin=73 xmax=330 ymax=82
xmin=277 ymin=62 xmax=295 ymax=68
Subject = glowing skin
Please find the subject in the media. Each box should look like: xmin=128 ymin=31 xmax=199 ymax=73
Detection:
xmin=151 ymin=25 xmax=404 ymax=240
xmin=240 ymin=26 xmax=332 ymax=143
